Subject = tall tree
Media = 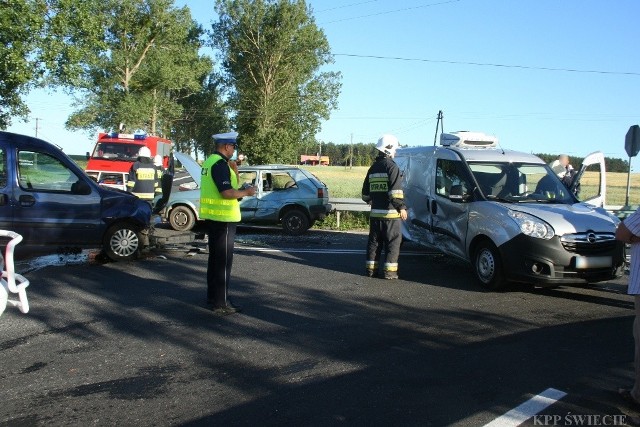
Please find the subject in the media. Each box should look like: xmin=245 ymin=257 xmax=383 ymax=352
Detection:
xmin=173 ymin=73 xmax=230 ymax=160
xmin=45 ymin=0 xmax=213 ymax=137
xmin=212 ymin=0 xmax=341 ymax=164
xmin=0 ymin=0 xmax=46 ymax=129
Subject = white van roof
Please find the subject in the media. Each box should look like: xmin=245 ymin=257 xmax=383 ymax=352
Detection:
xmin=396 ymin=145 xmax=545 ymax=164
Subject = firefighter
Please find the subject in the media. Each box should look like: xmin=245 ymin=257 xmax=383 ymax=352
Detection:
xmin=200 ymin=132 xmax=256 ymax=315
xmin=126 ymin=146 xmax=158 ymax=204
xmin=153 ymin=155 xmax=164 ymax=197
xmin=361 ymin=134 xmax=408 ymax=279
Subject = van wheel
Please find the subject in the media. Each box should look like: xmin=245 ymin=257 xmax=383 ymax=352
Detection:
xmin=282 ymin=209 xmax=309 ymax=235
xmin=104 ymin=223 xmax=141 ymax=261
xmin=473 ymin=241 xmax=506 ymax=290
xmin=169 ymin=205 xmax=196 ymax=231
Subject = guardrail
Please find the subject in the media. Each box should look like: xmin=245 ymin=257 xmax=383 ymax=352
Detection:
xmin=330 ymin=198 xmax=369 ymax=227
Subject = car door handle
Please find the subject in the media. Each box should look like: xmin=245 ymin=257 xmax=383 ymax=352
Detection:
xmin=0 ymin=194 xmax=7 ymax=206
xmin=431 ymin=200 xmax=437 ymax=215
xmin=19 ymin=194 xmax=35 ymax=207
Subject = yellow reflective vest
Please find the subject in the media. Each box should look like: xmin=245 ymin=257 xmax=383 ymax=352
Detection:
xmin=199 ymin=154 xmax=241 ymax=222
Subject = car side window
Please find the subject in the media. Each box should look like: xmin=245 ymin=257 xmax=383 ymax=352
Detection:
xmin=271 ymin=172 xmax=297 ymax=190
xmin=239 ymin=171 xmax=257 ymax=187
xmin=18 ymin=150 xmax=80 ymax=192
xmin=435 ymin=159 xmax=469 ymax=198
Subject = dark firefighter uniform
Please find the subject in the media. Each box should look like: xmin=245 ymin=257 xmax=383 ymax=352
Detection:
xmin=362 ymin=154 xmax=406 ymax=278
xmin=199 ymin=151 xmax=240 ymax=309
xmin=126 ymin=157 xmax=159 ymax=202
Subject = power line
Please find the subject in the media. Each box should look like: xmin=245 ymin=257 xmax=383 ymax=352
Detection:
xmin=333 ymin=53 xmax=640 ymax=76
xmin=321 ymin=0 xmax=461 ymax=24
xmin=316 ymin=0 xmax=381 ymax=14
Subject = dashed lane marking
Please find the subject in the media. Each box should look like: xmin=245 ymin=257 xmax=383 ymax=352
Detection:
xmin=483 ymin=388 xmax=567 ymax=427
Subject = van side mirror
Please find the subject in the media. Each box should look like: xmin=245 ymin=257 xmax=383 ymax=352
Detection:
xmin=71 ymin=180 xmax=92 ymax=195
xmin=86 ymin=151 xmax=90 ymax=160
xmin=449 ymin=184 xmax=470 ymax=203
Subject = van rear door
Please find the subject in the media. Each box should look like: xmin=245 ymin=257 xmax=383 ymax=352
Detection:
xmin=571 ymin=151 xmax=606 ymax=207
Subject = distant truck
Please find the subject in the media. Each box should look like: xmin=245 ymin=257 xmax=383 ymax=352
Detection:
xmin=85 ymin=131 xmax=172 ymax=191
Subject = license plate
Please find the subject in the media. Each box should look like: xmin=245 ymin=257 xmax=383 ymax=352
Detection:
xmin=575 ymin=256 xmax=612 ymax=269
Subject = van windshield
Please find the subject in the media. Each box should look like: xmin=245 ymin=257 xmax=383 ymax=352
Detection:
xmin=468 ymin=162 xmax=576 ymax=204
xmin=91 ymin=143 xmax=142 ymax=161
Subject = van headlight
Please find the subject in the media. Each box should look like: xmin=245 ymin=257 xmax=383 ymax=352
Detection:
xmin=508 ymin=210 xmax=554 ymax=239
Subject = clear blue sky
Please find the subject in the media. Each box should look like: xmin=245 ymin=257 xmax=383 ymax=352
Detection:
xmin=8 ymin=0 xmax=640 ymax=162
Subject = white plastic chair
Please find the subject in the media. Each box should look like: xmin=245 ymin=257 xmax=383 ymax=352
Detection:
xmin=0 ymin=231 xmax=30 ymax=316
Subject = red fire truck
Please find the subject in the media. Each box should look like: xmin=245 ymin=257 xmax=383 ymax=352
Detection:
xmin=85 ymin=131 xmax=172 ymax=191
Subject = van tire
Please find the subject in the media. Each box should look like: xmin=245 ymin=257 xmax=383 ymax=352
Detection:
xmin=169 ymin=205 xmax=196 ymax=232
xmin=281 ymin=209 xmax=310 ymax=235
xmin=473 ymin=241 xmax=506 ymax=290
xmin=104 ymin=223 xmax=141 ymax=261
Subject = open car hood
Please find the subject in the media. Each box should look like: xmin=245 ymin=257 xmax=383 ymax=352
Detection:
xmin=174 ymin=152 xmax=201 ymax=187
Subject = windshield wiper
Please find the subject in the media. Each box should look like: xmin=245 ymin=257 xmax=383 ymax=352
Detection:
xmin=486 ymin=195 xmax=516 ymax=203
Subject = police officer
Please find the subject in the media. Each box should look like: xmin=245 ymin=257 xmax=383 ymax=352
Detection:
xmin=200 ymin=132 xmax=256 ymax=315
xmin=126 ymin=146 xmax=159 ymax=204
xmin=361 ymin=134 xmax=408 ymax=279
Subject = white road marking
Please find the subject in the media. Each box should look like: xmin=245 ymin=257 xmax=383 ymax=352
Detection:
xmin=235 ymin=246 xmax=435 ymax=256
xmin=483 ymin=388 xmax=567 ymax=427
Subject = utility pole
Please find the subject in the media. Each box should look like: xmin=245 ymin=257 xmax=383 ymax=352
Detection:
xmin=35 ymin=117 xmax=41 ymax=138
xmin=433 ymin=110 xmax=443 ymax=146
xmin=350 ymin=133 xmax=353 ymax=169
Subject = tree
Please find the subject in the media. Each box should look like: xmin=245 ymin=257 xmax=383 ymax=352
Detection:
xmin=0 ymin=0 xmax=46 ymax=129
xmin=212 ymin=0 xmax=341 ymax=164
xmin=172 ymin=73 xmax=230 ymax=160
xmin=44 ymin=0 xmax=213 ymax=137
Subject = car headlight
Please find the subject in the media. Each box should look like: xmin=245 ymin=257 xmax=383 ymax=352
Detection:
xmin=508 ymin=210 xmax=554 ymax=239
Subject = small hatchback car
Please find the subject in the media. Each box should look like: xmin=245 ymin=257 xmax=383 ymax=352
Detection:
xmin=0 ymin=131 xmax=151 ymax=260
xmin=161 ymin=152 xmax=331 ymax=235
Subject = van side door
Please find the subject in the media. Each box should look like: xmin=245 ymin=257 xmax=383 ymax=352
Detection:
xmin=431 ymin=157 xmax=472 ymax=259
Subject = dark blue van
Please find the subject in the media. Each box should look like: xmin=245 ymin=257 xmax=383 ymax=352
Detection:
xmin=0 ymin=131 xmax=151 ymax=260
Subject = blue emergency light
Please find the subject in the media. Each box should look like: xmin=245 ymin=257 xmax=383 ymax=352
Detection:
xmin=133 ymin=130 xmax=147 ymax=140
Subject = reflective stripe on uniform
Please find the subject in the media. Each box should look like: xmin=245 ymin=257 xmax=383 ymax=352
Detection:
xmin=366 ymin=260 xmax=378 ymax=269
xmin=132 ymin=192 xmax=155 ymax=199
xmin=389 ymin=189 xmax=404 ymax=198
xmin=384 ymin=262 xmax=398 ymax=272
xmin=370 ymin=209 xmax=401 ymax=219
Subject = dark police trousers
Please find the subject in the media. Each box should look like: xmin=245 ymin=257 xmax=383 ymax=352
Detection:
xmin=206 ymin=220 xmax=236 ymax=308
xmin=366 ymin=218 xmax=402 ymax=276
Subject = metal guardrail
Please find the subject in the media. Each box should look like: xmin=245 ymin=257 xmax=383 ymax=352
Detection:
xmin=329 ymin=198 xmax=369 ymax=227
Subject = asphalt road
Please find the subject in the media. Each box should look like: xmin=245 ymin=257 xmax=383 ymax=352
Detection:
xmin=0 ymin=228 xmax=637 ymax=426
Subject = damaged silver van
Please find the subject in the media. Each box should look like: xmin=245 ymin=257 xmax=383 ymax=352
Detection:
xmin=395 ymin=131 xmax=624 ymax=290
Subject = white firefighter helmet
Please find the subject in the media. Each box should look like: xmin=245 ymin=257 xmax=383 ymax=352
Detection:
xmin=153 ymin=154 xmax=163 ymax=167
xmin=375 ymin=134 xmax=399 ymax=157
xmin=138 ymin=146 xmax=151 ymax=158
